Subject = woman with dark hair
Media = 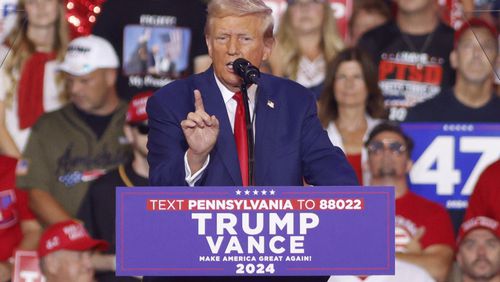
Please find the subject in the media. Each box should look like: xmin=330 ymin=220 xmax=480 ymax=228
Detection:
xmin=318 ymin=47 xmax=386 ymax=184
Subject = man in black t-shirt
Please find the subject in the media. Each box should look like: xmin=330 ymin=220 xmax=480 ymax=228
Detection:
xmin=92 ymin=0 xmax=210 ymax=100
xmin=406 ymin=18 xmax=500 ymax=122
xmin=358 ymin=0 xmax=455 ymax=121
xmin=78 ymin=92 xmax=152 ymax=282
xmin=404 ymin=19 xmax=500 ymax=238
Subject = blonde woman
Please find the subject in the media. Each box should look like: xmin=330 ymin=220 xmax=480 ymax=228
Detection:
xmin=269 ymin=0 xmax=344 ymax=99
xmin=0 ymin=0 xmax=69 ymax=157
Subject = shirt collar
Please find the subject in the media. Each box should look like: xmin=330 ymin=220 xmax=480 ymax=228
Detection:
xmin=213 ymin=73 xmax=257 ymax=104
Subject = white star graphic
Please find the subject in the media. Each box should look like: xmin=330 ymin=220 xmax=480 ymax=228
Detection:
xmin=261 ymin=189 xmax=267 ymax=195
xmin=253 ymin=190 xmax=259 ymax=195
xmin=236 ymin=189 xmax=242 ymax=195
xmin=270 ymin=189 xmax=276 ymax=195
xmin=244 ymin=189 xmax=250 ymax=195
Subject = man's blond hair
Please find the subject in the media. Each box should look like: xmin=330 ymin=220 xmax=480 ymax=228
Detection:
xmin=205 ymin=0 xmax=274 ymax=40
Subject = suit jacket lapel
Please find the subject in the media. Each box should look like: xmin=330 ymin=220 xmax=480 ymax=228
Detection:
xmin=198 ymin=69 xmax=242 ymax=185
xmin=254 ymin=82 xmax=275 ymax=185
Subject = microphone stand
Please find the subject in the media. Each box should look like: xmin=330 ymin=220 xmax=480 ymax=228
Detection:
xmin=239 ymin=82 xmax=255 ymax=186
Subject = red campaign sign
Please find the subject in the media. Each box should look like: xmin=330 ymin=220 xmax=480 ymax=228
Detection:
xmin=12 ymin=251 xmax=45 ymax=282
xmin=263 ymin=0 xmax=353 ymax=40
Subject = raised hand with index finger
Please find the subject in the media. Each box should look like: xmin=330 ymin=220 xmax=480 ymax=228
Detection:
xmin=181 ymin=89 xmax=219 ymax=173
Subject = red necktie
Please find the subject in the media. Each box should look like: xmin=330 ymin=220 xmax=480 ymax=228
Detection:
xmin=233 ymin=92 xmax=249 ymax=186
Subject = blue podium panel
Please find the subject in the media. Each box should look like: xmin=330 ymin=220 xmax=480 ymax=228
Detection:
xmin=402 ymin=123 xmax=500 ymax=210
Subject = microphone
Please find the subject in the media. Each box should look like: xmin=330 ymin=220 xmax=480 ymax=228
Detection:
xmin=232 ymin=58 xmax=260 ymax=85
xmin=232 ymin=58 xmax=258 ymax=185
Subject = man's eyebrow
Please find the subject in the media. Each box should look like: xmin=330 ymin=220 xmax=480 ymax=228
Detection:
xmin=462 ymin=238 xmax=475 ymax=244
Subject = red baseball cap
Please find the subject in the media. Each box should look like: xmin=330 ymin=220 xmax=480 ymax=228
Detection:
xmin=38 ymin=220 xmax=109 ymax=257
xmin=454 ymin=18 xmax=498 ymax=47
xmin=457 ymin=216 xmax=500 ymax=247
xmin=126 ymin=91 xmax=153 ymax=124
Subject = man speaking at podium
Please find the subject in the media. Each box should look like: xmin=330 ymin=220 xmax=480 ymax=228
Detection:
xmin=147 ymin=0 xmax=356 ymax=189
xmin=145 ymin=0 xmax=357 ymax=281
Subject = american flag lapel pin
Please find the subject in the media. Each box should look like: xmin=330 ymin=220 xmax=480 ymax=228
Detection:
xmin=267 ymin=100 xmax=275 ymax=109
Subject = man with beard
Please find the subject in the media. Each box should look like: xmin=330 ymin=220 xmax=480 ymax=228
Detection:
xmin=456 ymin=216 xmax=500 ymax=282
xmin=365 ymin=122 xmax=455 ymax=282
xmin=78 ymin=92 xmax=152 ymax=282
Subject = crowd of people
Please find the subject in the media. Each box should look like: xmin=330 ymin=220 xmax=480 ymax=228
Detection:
xmin=0 ymin=0 xmax=499 ymax=281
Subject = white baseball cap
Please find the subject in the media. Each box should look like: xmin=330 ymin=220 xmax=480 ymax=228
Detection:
xmin=59 ymin=35 xmax=119 ymax=76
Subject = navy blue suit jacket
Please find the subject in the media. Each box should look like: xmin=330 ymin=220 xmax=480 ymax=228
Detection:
xmin=147 ymin=68 xmax=357 ymax=187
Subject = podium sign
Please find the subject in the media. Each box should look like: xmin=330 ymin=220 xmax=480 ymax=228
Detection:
xmin=116 ymin=186 xmax=394 ymax=276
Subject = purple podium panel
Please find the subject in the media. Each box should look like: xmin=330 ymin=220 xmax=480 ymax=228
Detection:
xmin=116 ymin=186 xmax=395 ymax=276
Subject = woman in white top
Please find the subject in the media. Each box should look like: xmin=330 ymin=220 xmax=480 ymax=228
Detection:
xmin=0 ymin=0 xmax=69 ymax=157
xmin=269 ymin=0 xmax=344 ymax=100
xmin=318 ymin=47 xmax=387 ymax=185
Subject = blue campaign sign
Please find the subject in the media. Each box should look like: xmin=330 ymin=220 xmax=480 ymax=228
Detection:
xmin=402 ymin=123 xmax=500 ymax=210
xmin=116 ymin=186 xmax=395 ymax=277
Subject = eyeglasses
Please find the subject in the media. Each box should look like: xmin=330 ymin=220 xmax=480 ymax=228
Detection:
xmin=367 ymin=140 xmax=407 ymax=155
xmin=130 ymin=123 xmax=149 ymax=135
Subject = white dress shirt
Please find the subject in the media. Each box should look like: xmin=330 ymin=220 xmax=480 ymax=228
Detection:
xmin=184 ymin=74 xmax=256 ymax=186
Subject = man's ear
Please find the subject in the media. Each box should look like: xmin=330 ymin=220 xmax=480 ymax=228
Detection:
xmin=205 ymin=35 xmax=213 ymax=59
xmin=44 ymin=253 xmax=60 ymax=275
xmin=262 ymin=37 xmax=275 ymax=62
xmin=405 ymin=159 xmax=413 ymax=174
xmin=450 ymin=50 xmax=458 ymax=70
xmin=105 ymin=69 xmax=118 ymax=87
xmin=123 ymin=124 xmax=133 ymax=144
xmin=456 ymin=250 xmax=463 ymax=268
